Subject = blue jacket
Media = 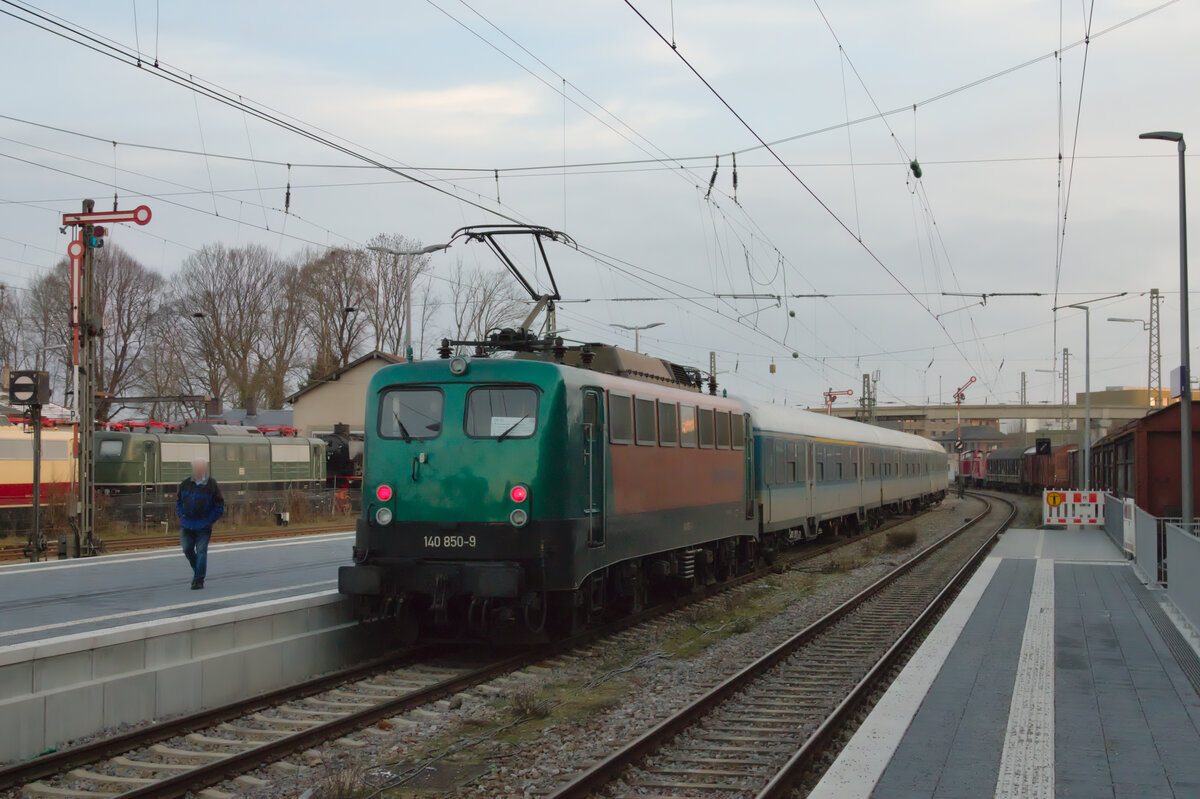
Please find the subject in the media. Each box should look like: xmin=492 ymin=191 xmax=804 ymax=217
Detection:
xmin=176 ymin=477 xmax=225 ymax=531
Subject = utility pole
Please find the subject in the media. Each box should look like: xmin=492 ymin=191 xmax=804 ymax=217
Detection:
xmin=1020 ymin=371 xmax=1028 ymax=446
xmin=60 ymin=201 xmax=151 ymax=557
xmin=1149 ymin=287 xmax=1162 ymax=406
xmin=1061 ymin=348 xmax=1070 ymax=433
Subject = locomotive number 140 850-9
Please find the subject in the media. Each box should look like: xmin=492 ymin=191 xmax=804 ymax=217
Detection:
xmin=423 ymin=535 xmax=477 ymax=549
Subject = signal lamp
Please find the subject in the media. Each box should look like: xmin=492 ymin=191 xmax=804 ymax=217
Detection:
xmin=509 ymin=508 xmax=529 ymax=528
xmin=375 ymin=507 xmax=394 ymax=525
xmin=510 ymin=485 xmax=528 ymax=503
xmin=376 ymin=484 xmax=393 ymax=502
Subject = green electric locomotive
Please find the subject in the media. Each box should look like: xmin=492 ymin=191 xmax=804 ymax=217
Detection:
xmin=339 ymin=345 xmax=758 ymax=637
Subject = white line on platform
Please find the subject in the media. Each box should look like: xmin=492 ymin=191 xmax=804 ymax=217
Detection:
xmin=0 ymin=531 xmax=352 ymax=574
xmin=994 ymin=558 xmax=1055 ymax=799
xmin=807 ymin=556 xmax=1004 ymax=799
xmin=0 ymin=580 xmax=336 ymax=639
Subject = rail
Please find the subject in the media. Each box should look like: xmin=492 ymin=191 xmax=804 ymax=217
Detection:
xmin=547 ymin=491 xmax=1014 ymax=798
xmin=0 ymin=502 xmax=951 ymax=798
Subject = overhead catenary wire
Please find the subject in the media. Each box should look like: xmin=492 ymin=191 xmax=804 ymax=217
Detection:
xmin=622 ymin=0 xmax=998 ymax=398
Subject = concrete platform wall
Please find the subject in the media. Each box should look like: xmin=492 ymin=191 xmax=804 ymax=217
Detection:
xmin=0 ymin=591 xmax=380 ymax=763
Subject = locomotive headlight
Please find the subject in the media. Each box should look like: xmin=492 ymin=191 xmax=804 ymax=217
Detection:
xmin=509 ymin=508 xmax=528 ymax=528
xmin=375 ymin=507 xmax=394 ymax=526
xmin=449 ymin=356 xmax=469 ymax=376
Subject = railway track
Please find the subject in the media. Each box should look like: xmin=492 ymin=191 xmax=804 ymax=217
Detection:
xmin=0 ymin=501 xmax=957 ymax=799
xmin=547 ymin=491 xmax=1015 ymax=799
xmin=0 ymin=522 xmax=353 ymax=563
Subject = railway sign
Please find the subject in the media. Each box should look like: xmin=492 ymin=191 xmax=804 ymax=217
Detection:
xmin=61 ymin=205 xmax=151 ymax=226
xmin=1043 ymin=489 xmax=1102 ymax=527
xmin=7 ymin=370 xmax=49 ymax=406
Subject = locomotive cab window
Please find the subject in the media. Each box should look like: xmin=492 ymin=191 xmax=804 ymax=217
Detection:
xmin=466 ymin=387 xmax=538 ymax=439
xmin=634 ymin=398 xmax=657 ymax=446
xmin=98 ymin=439 xmax=124 ymax=458
xmin=732 ymin=415 xmax=746 ymax=450
xmin=379 ymin=387 xmax=444 ymax=440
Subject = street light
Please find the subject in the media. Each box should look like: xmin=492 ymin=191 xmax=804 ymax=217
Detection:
xmin=610 ymin=322 xmax=664 ymax=354
xmin=367 ymin=244 xmax=451 ymax=362
xmin=1108 ymin=317 xmax=1156 ymax=408
xmin=1140 ymin=129 xmax=1191 ymax=524
xmin=1053 ymin=292 xmax=1128 ymax=490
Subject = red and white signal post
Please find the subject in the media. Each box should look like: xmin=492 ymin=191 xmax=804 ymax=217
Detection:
xmin=60 ymin=200 xmax=152 ymax=556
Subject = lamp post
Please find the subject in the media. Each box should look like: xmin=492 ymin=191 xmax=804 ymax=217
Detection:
xmin=368 ymin=243 xmax=451 ymax=362
xmin=1140 ymin=130 xmax=1191 ymax=524
xmin=610 ymin=322 xmax=664 ymax=354
xmin=1053 ymin=292 xmax=1127 ymax=490
xmin=1108 ymin=316 xmax=1154 ymax=407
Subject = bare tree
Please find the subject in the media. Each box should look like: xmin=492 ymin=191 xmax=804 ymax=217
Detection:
xmin=0 ymin=284 xmax=25 ymax=373
xmin=445 ymin=258 xmax=527 ymax=352
xmin=362 ymin=234 xmax=433 ymax=356
xmin=93 ymin=244 xmax=165 ymax=421
xmin=257 ymin=262 xmax=307 ymax=408
xmin=24 ymin=268 xmax=73 ymax=401
xmin=299 ymin=248 xmax=371 ymax=376
xmin=175 ymin=243 xmax=284 ymax=408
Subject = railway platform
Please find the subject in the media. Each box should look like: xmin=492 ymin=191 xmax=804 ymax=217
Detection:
xmin=810 ymin=527 xmax=1200 ymax=799
xmin=0 ymin=530 xmax=351 ymax=646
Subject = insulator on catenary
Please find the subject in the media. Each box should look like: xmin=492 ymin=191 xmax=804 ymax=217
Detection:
xmin=705 ymin=155 xmax=719 ymax=200
xmin=284 ymin=164 xmax=292 ymax=214
xmin=731 ymin=152 xmax=738 ymax=202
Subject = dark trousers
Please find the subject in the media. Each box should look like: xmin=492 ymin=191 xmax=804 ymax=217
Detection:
xmin=181 ymin=527 xmax=212 ymax=582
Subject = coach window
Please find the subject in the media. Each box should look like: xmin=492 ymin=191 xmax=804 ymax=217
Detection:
xmin=763 ymin=437 xmax=775 ymax=484
xmin=380 ymin=387 xmax=444 ymax=440
xmin=698 ymin=408 xmax=715 ymax=448
xmin=775 ymin=439 xmax=787 ymax=483
xmin=715 ymin=411 xmax=731 ymax=449
xmin=787 ymin=442 xmax=798 ymax=483
xmin=798 ymin=442 xmax=808 ymax=482
xmin=634 ymin=398 xmax=657 ymax=446
xmin=658 ymin=401 xmax=678 ymax=446
xmin=679 ymin=405 xmax=698 ymax=447
xmin=732 ymin=415 xmax=746 ymax=450
xmin=816 ymin=446 xmax=825 ymax=482
xmin=609 ymin=393 xmax=633 ymax=444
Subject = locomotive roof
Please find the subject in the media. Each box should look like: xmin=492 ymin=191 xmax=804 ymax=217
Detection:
xmin=747 ymin=402 xmax=943 ymax=453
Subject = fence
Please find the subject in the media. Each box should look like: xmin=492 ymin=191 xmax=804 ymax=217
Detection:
xmin=1163 ymin=524 xmax=1200 ymax=632
xmin=1103 ymin=495 xmax=1200 ymax=632
xmin=1103 ymin=494 xmax=1125 ymax=553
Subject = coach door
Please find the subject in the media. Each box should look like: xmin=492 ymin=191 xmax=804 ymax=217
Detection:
xmin=583 ymin=389 xmax=606 ymax=546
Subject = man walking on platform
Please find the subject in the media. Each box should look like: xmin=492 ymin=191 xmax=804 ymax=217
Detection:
xmin=176 ymin=458 xmax=225 ymax=590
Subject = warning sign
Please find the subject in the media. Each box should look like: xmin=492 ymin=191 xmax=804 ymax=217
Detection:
xmin=1043 ymin=489 xmax=1102 ymax=527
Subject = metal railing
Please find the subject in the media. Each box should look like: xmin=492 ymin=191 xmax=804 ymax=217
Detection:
xmin=1101 ymin=495 xmax=1200 ymax=631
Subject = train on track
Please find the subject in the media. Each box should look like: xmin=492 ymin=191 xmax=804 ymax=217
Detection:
xmin=94 ymin=426 xmax=327 ymax=520
xmin=338 ymin=341 xmax=947 ymax=639
xmin=0 ymin=420 xmax=75 ymax=535
xmin=1090 ymin=401 xmax=1200 ymax=519
xmin=961 ymin=442 xmax=1080 ymax=495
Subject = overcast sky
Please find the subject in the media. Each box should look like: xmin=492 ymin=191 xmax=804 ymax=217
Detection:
xmin=1 ymin=0 xmax=1197 ymax=410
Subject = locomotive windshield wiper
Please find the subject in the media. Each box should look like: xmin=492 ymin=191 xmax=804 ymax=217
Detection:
xmin=393 ymin=411 xmax=412 ymax=443
xmin=496 ymin=415 xmax=529 ymax=442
